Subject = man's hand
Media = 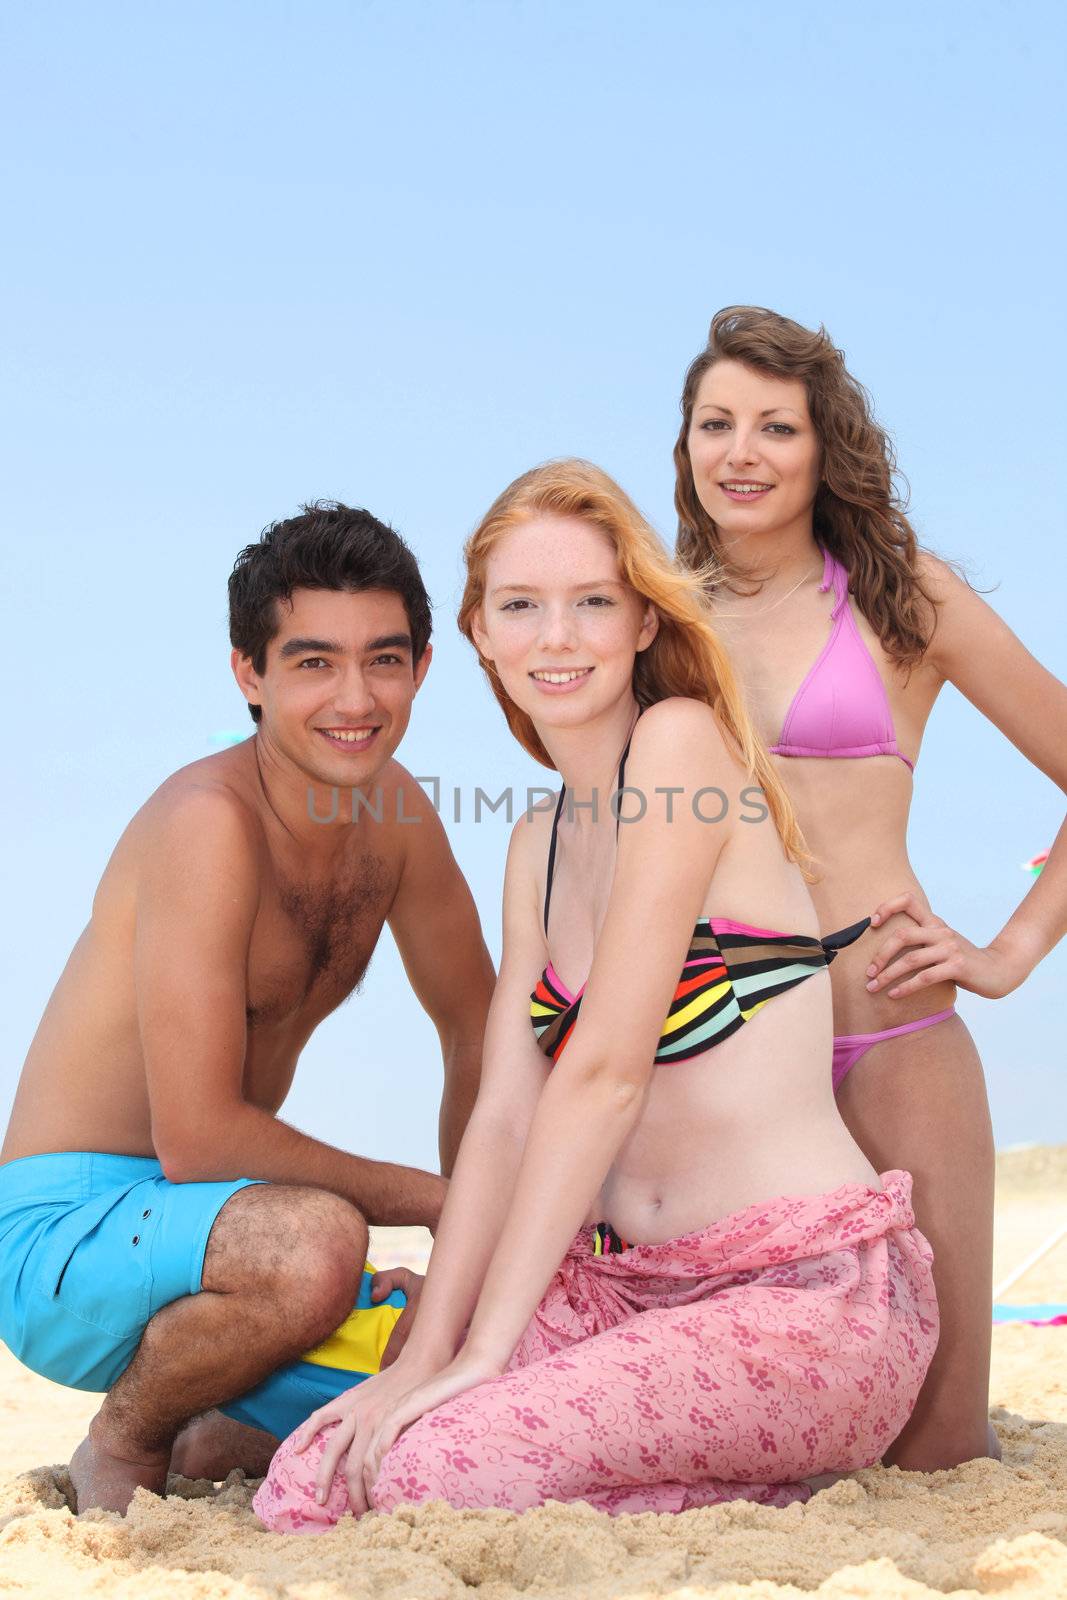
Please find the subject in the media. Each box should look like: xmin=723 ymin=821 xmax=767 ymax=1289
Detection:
xmin=370 ymin=1268 xmax=424 ymax=1369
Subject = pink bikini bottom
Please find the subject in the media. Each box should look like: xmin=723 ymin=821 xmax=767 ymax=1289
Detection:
xmin=832 ymin=1008 xmax=956 ymax=1095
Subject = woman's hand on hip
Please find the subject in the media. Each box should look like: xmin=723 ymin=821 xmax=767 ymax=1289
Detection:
xmin=867 ymin=891 xmax=1030 ymax=1000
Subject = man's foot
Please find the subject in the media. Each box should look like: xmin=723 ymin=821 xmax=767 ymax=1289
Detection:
xmin=170 ymin=1411 xmax=280 ymax=1480
xmin=69 ymin=1416 xmax=170 ymax=1515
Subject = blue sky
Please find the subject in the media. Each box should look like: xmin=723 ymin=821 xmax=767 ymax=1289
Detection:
xmin=2 ymin=0 xmax=1064 ymax=1169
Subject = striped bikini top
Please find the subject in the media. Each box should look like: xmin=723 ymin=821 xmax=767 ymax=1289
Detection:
xmin=530 ymin=729 xmax=869 ymax=1065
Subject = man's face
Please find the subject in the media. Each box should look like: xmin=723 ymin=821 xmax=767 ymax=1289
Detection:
xmin=234 ymin=587 xmax=431 ymax=788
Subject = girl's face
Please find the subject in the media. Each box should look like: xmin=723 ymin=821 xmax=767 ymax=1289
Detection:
xmin=471 ymin=514 xmax=657 ymax=734
xmin=686 ymin=359 xmax=821 ymax=541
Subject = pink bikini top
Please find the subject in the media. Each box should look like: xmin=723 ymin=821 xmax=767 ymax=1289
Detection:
xmin=769 ymin=548 xmax=914 ymax=772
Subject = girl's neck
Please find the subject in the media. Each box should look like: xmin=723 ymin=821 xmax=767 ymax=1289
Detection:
xmin=717 ymin=512 xmax=821 ymax=589
xmin=538 ymin=696 xmax=641 ymax=827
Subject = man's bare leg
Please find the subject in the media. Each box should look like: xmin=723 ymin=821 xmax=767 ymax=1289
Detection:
xmin=70 ymin=1184 xmax=366 ymax=1513
xmin=170 ymin=1411 xmax=279 ymax=1480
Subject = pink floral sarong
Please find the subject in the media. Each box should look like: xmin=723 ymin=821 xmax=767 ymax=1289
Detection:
xmin=254 ymin=1170 xmax=936 ymax=1530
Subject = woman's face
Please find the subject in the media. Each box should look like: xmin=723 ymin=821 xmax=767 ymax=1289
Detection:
xmin=686 ymin=359 xmax=821 ymax=541
xmin=471 ymin=514 xmax=657 ymax=734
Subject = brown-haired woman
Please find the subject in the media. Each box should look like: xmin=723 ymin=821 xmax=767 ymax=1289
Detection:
xmin=674 ymin=305 xmax=1067 ymax=1469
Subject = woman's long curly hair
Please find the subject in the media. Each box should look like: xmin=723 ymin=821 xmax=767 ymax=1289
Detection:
xmin=458 ymin=457 xmax=806 ymax=865
xmin=674 ymin=306 xmax=936 ymax=666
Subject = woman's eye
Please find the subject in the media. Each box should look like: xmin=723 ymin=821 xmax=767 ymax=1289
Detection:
xmin=700 ymin=419 xmax=729 ymax=432
xmin=579 ymin=595 xmax=614 ymax=607
xmin=767 ymin=423 xmax=797 ymax=435
xmin=501 ymin=599 xmax=534 ymax=612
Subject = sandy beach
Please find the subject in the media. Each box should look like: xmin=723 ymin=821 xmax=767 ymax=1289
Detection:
xmin=1 ymin=1148 xmax=1064 ymax=1599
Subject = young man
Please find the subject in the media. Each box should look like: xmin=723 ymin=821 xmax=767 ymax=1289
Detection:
xmin=0 ymin=504 xmax=495 ymax=1514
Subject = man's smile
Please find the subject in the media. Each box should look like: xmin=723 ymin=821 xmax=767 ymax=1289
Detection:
xmin=316 ymin=726 xmax=380 ymax=749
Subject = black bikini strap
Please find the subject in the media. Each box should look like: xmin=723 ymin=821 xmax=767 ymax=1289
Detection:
xmin=615 ymin=735 xmax=633 ymax=837
xmin=542 ymin=785 xmax=567 ymax=935
xmin=820 ymin=917 xmax=871 ymax=963
xmin=543 ymin=722 xmax=638 ymax=934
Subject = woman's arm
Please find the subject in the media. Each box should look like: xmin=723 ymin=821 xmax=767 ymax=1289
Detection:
xmin=295 ymin=817 xmax=553 ymax=1502
xmin=867 ymin=554 xmax=1067 ymax=998
xmin=459 ymin=699 xmax=731 ymax=1371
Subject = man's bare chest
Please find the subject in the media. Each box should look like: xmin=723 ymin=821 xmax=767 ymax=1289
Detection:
xmin=245 ymin=849 xmax=396 ymax=1028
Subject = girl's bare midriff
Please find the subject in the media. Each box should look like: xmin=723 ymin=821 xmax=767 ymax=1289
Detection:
xmin=544 ymin=771 xmax=882 ymax=1248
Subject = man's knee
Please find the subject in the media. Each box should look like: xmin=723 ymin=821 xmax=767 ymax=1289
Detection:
xmin=203 ymin=1184 xmax=367 ymax=1325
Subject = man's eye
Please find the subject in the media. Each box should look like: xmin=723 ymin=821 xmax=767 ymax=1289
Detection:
xmin=372 ymin=654 xmax=403 ymax=666
xmin=298 ymin=658 xmax=328 ymax=669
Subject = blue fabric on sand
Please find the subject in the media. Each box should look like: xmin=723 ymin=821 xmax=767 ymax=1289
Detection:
xmin=0 ymin=1152 xmax=254 ymax=1392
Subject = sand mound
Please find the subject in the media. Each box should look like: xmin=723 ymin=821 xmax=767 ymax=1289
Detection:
xmin=1 ymin=1407 xmax=1065 ymax=1600
xmin=2 ymin=1152 xmax=1064 ymax=1599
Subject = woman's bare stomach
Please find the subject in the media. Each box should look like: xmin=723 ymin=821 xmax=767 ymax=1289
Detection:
xmin=781 ymin=760 xmax=957 ymax=1036
xmin=581 ymin=992 xmax=881 ymax=1245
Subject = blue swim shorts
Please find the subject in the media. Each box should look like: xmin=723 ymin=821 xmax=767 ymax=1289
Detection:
xmin=0 ymin=1152 xmax=257 ymax=1392
xmin=0 ymin=1151 xmax=407 ymax=1437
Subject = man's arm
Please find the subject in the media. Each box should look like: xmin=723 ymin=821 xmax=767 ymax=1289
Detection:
xmin=387 ymin=774 xmax=496 ymax=1175
xmin=136 ymin=787 xmax=445 ymax=1227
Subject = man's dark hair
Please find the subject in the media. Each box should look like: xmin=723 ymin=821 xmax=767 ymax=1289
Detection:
xmin=229 ymin=502 xmax=433 ymax=723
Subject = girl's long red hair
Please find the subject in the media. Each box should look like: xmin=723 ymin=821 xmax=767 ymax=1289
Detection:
xmin=458 ymin=457 xmax=806 ymax=865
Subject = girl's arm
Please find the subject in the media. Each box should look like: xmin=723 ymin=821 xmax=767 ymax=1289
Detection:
xmin=296 ymin=816 xmax=553 ymax=1502
xmin=392 ymin=820 xmax=553 ymax=1371
xmin=867 ymin=554 xmax=1067 ymax=998
xmin=453 ymin=698 xmax=730 ymax=1372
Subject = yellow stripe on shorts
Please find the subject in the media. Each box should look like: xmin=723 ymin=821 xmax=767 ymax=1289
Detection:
xmin=300 ymin=1262 xmax=404 ymax=1375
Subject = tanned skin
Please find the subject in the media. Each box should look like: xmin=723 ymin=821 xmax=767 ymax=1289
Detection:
xmin=2 ymin=585 xmax=495 ymax=1512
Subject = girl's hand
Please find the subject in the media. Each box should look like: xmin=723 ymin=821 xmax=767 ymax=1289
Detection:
xmin=867 ymin=891 xmax=1030 ymax=1000
xmin=359 ymin=1348 xmax=506 ymax=1510
xmin=288 ymin=1358 xmax=430 ymax=1511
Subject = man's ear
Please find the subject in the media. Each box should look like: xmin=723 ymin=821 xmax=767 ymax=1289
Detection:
xmin=413 ymin=642 xmax=433 ymax=693
xmin=636 ymin=603 xmax=660 ymax=653
xmin=231 ymin=649 xmax=262 ymax=711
